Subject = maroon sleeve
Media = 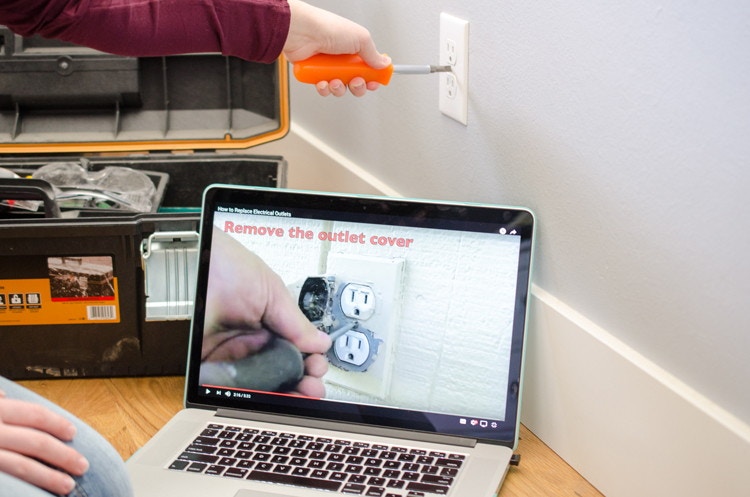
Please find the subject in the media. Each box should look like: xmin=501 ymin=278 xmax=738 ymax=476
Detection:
xmin=0 ymin=0 xmax=290 ymax=63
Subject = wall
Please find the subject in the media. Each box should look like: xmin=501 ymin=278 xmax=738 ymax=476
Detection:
xmin=253 ymin=1 xmax=750 ymax=495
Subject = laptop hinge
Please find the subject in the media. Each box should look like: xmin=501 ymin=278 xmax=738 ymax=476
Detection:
xmin=215 ymin=408 xmax=478 ymax=449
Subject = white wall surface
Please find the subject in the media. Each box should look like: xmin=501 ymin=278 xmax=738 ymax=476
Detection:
xmin=275 ymin=1 xmax=750 ymax=424
xmin=254 ymin=1 xmax=750 ymax=494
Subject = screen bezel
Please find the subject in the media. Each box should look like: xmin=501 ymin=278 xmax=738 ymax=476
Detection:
xmin=185 ymin=185 xmax=534 ymax=448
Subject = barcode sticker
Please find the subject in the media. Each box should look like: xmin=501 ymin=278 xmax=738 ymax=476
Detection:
xmin=87 ymin=305 xmax=117 ymax=320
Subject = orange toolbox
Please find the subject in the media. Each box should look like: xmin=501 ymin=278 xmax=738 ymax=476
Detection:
xmin=0 ymin=27 xmax=289 ymax=379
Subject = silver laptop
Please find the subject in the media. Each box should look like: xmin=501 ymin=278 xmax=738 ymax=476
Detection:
xmin=127 ymin=184 xmax=535 ymax=497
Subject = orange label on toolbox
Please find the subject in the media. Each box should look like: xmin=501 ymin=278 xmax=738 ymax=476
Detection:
xmin=0 ymin=256 xmax=120 ymax=326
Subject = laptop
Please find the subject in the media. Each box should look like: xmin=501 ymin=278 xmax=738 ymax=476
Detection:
xmin=127 ymin=184 xmax=535 ymax=497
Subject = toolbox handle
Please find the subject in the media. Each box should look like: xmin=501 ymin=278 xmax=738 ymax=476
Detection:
xmin=141 ymin=231 xmax=200 ymax=321
xmin=0 ymin=178 xmax=62 ymax=218
xmin=141 ymin=231 xmax=200 ymax=259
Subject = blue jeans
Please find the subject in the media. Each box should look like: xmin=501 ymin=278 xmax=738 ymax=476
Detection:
xmin=0 ymin=376 xmax=133 ymax=497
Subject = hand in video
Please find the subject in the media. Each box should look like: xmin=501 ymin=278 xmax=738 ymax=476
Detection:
xmin=200 ymin=228 xmax=331 ymax=397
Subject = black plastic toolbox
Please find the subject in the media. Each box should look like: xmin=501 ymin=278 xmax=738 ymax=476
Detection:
xmin=0 ymin=28 xmax=289 ymax=379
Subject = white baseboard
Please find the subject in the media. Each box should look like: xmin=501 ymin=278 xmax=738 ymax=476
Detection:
xmin=263 ymin=127 xmax=750 ymax=496
xmin=523 ymin=285 xmax=750 ymax=497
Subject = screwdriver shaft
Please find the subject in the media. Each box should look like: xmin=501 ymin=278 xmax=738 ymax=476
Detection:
xmin=392 ymin=64 xmax=452 ymax=75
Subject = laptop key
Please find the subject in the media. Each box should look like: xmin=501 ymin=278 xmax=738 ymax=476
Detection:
xmin=185 ymin=445 xmax=217 ymax=455
xmin=247 ymin=470 xmax=343 ymax=491
xmin=348 ymin=474 xmax=367 ymax=484
xmin=421 ymin=474 xmax=454 ymax=486
xmin=435 ymin=458 xmax=462 ymax=469
xmin=178 ymin=452 xmax=219 ymax=464
xmin=345 ymin=464 xmax=364 ymax=474
xmin=205 ymin=465 xmax=225 ymax=476
xmin=439 ymin=467 xmax=458 ymax=478
xmin=311 ymin=469 xmax=329 ymax=479
xmin=186 ymin=462 xmax=207 ymax=473
xmin=224 ymin=467 xmax=248 ymax=479
xmin=406 ymin=481 xmax=450 ymax=495
xmin=291 ymin=467 xmax=311 ymax=477
xmin=342 ymin=482 xmax=366 ymax=494
xmin=386 ymin=479 xmax=405 ymax=489
xmin=168 ymin=460 xmax=190 ymax=470
xmin=192 ymin=436 xmax=220 ymax=447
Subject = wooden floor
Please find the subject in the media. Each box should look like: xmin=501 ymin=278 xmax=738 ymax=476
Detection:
xmin=20 ymin=376 xmax=604 ymax=497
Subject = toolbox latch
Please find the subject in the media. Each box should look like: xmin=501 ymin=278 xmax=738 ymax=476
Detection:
xmin=141 ymin=231 xmax=199 ymax=321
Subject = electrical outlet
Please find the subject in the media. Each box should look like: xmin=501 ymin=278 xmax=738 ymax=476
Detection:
xmin=324 ymin=254 xmax=405 ymax=398
xmin=334 ymin=330 xmax=373 ymax=367
xmin=340 ymin=283 xmax=376 ymax=320
xmin=439 ymin=13 xmax=469 ymax=125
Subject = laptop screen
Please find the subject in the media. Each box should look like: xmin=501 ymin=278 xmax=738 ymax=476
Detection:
xmin=186 ymin=185 xmax=534 ymax=446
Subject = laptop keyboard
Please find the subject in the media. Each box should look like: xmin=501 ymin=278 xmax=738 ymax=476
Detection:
xmin=167 ymin=422 xmax=466 ymax=496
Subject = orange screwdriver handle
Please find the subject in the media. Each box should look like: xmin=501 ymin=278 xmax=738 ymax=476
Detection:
xmin=292 ymin=54 xmax=394 ymax=85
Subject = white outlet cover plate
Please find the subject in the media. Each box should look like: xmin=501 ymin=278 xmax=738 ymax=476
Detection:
xmin=439 ymin=13 xmax=469 ymax=125
xmin=325 ymin=253 xmax=405 ymax=398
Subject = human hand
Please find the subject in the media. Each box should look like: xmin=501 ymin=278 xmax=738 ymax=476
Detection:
xmin=284 ymin=0 xmax=390 ymax=97
xmin=0 ymin=390 xmax=89 ymax=495
xmin=201 ymin=228 xmax=331 ymax=397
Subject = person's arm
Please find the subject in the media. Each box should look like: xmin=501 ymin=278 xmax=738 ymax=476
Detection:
xmin=0 ymin=0 xmax=387 ymax=97
xmin=0 ymin=0 xmax=289 ymax=62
